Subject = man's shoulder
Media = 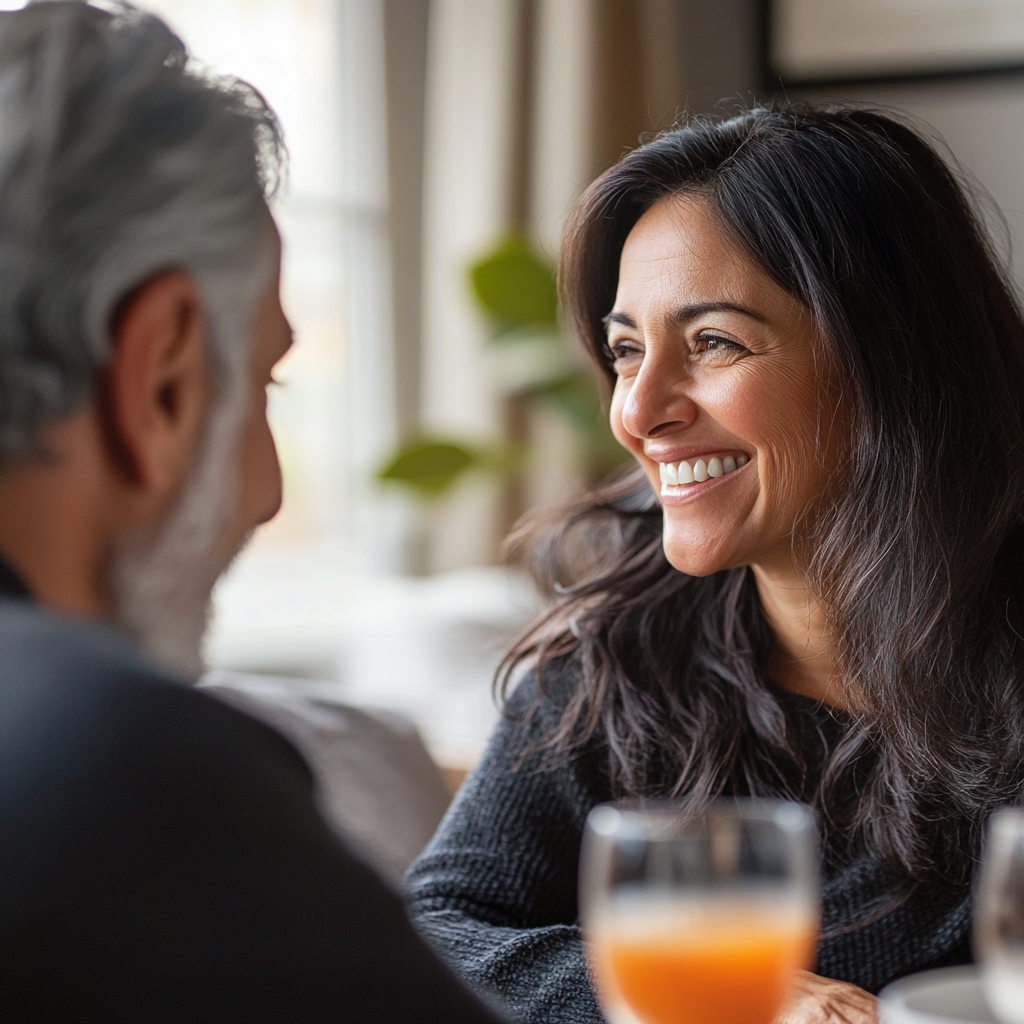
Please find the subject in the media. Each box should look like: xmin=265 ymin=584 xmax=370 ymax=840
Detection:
xmin=0 ymin=602 xmax=507 ymax=1023
xmin=0 ymin=598 xmax=313 ymax=801
xmin=0 ymin=597 xmax=319 ymax=910
xmin=0 ymin=596 xmax=170 ymax=686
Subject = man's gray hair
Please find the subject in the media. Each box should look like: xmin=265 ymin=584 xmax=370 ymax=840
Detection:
xmin=0 ymin=0 xmax=284 ymax=462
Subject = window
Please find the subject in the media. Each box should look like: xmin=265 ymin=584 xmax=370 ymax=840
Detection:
xmin=143 ymin=0 xmax=400 ymax=564
xmin=139 ymin=1 xmax=525 ymax=771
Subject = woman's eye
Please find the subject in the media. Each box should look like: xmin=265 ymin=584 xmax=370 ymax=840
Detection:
xmin=608 ymin=340 xmax=641 ymax=364
xmin=696 ymin=333 xmax=744 ymax=356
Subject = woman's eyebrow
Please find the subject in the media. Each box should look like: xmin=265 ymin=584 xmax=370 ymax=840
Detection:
xmin=602 ymin=311 xmax=636 ymax=331
xmin=669 ymin=301 xmax=768 ymax=325
xmin=603 ymin=302 xmax=767 ymax=332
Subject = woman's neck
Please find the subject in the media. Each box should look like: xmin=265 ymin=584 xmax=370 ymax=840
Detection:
xmin=750 ymin=562 xmax=851 ymax=711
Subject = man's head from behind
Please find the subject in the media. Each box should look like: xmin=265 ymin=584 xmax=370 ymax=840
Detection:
xmin=0 ymin=1 xmax=291 ymax=677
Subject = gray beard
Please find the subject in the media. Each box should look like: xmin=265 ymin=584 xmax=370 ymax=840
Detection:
xmin=106 ymin=221 xmax=275 ymax=681
xmin=108 ymin=391 xmax=249 ymax=681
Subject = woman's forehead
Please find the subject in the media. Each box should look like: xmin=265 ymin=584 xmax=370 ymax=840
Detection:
xmin=613 ymin=197 xmax=782 ymax=318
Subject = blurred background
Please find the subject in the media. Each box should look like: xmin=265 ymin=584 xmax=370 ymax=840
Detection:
xmin=124 ymin=0 xmax=1024 ymax=777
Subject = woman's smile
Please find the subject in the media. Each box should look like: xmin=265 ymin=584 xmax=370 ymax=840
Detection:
xmin=655 ymin=451 xmax=750 ymax=493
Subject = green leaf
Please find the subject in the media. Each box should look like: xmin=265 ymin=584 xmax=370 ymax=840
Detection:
xmin=375 ymin=436 xmax=526 ymax=499
xmin=524 ymin=371 xmax=627 ymax=475
xmin=486 ymin=327 xmax=573 ymax=394
xmin=475 ymin=442 xmax=528 ymax=476
xmin=468 ymin=234 xmax=558 ymax=329
xmin=376 ymin=439 xmax=480 ymax=498
xmin=526 ymin=371 xmax=603 ymax=429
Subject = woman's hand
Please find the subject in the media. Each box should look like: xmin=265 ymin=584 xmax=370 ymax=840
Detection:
xmin=775 ymin=971 xmax=879 ymax=1023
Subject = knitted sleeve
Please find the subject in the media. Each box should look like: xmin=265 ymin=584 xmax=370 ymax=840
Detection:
xmin=405 ymin=674 xmax=609 ymax=1024
xmin=405 ymin=669 xmax=978 ymax=1016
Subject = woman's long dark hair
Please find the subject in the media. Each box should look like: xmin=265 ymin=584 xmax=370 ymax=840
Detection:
xmin=500 ymin=103 xmax=1024 ymax=897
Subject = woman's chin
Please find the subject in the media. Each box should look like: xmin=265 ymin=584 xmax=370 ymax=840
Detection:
xmin=661 ymin=538 xmax=742 ymax=578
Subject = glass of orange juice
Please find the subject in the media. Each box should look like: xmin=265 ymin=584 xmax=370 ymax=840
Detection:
xmin=580 ymin=799 xmax=819 ymax=1024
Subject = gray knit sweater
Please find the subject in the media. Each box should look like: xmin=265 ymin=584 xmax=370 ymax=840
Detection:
xmin=406 ymin=672 xmax=973 ymax=1023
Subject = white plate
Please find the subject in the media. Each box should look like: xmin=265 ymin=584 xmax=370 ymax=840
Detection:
xmin=880 ymin=966 xmax=1001 ymax=1024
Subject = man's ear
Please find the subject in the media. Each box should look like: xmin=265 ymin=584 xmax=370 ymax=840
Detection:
xmin=103 ymin=271 xmax=210 ymax=501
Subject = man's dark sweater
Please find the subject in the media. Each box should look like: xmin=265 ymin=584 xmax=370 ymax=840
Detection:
xmin=0 ymin=565 xmax=505 ymax=1024
xmin=406 ymin=673 xmax=973 ymax=1023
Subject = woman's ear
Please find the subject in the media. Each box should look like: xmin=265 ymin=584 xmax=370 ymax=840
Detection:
xmin=102 ymin=271 xmax=211 ymax=502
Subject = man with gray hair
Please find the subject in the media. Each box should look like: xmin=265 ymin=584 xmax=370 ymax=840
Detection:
xmin=0 ymin=3 xmax=504 ymax=1021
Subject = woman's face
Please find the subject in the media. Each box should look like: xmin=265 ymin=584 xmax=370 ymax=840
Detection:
xmin=607 ymin=196 xmax=840 ymax=578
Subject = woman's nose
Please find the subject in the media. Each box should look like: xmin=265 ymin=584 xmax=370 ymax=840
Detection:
xmin=619 ymin=361 xmax=698 ymax=440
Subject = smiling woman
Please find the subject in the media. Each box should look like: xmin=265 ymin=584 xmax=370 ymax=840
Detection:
xmin=605 ymin=198 xmax=840 ymax=586
xmin=406 ymin=103 xmax=1024 ymax=1024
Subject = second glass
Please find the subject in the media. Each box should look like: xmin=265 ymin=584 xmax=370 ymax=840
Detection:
xmin=976 ymin=807 xmax=1024 ymax=1024
xmin=580 ymin=798 xmax=819 ymax=1024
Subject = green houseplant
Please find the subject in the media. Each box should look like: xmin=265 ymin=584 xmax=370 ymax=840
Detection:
xmin=377 ymin=233 xmax=622 ymax=501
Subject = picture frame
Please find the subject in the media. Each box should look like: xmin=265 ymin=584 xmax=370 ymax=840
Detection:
xmin=768 ymin=0 xmax=1024 ymax=86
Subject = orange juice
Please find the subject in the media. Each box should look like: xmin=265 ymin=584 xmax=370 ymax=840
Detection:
xmin=589 ymin=898 xmax=817 ymax=1024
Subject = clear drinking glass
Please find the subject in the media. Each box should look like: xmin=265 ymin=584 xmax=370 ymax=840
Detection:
xmin=580 ymin=799 xmax=819 ymax=1024
xmin=976 ymin=807 xmax=1024 ymax=1024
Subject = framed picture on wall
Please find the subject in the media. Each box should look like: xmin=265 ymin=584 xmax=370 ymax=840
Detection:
xmin=769 ymin=0 xmax=1024 ymax=84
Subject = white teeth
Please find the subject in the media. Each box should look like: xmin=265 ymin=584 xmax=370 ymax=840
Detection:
xmin=658 ymin=453 xmax=747 ymax=490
